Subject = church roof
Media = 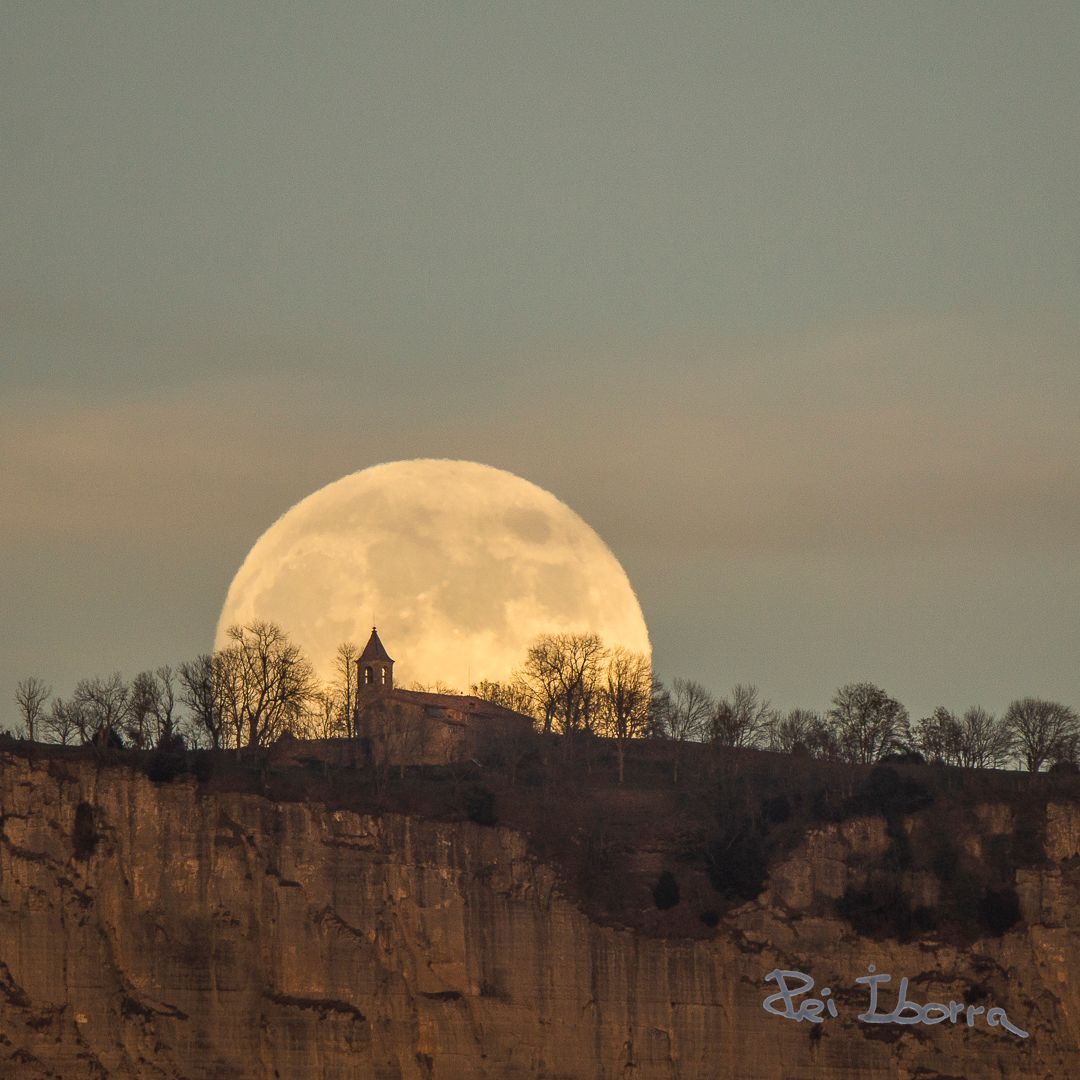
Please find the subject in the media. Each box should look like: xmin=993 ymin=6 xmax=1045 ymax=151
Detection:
xmin=391 ymin=688 xmax=531 ymax=723
xmin=359 ymin=627 xmax=393 ymax=664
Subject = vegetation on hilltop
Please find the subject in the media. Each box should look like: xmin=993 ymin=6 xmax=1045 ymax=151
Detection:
xmin=10 ymin=626 xmax=1080 ymax=775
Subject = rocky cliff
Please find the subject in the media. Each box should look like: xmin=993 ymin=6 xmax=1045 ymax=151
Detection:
xmin=0 ymin=752 xmax=1076 ymax=1079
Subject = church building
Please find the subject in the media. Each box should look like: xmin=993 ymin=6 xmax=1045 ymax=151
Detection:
xmin=353 ymin=627 xmax=534 ymax=767
xmin=272 ymin=628 xmax=533 ymax=770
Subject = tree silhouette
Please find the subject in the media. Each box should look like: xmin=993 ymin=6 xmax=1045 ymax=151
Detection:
xmin=599 ymin=647 xmax=652 ymax=783
xmin=42 ymin=697 xmax=78 ymax=746
xmin=710 ymin=684 xmax=773 ymax=749
xmin=14 ymin=677 xmax=50 ymax=741
xmin=768 ymin=708 xmax=837 ymax=759
xmin=214 ymin=622 xmax=317 ymax=750
xmin=1004 ymin=698 xmax=1079 ymax=772
xmin=471 ymin=677 xmax=536 ymax=720
xmin=71 ymin=673 xmax=131 ymax=746
xmin=662 ymin=678 xmax=713 ymax=783
xmin=828 ymin=683 xmax=910 ymax=764
xmin=179 ymin=654 xmax=222 ymax=749
xmin=521 ymin=633 xmax=606 ymax=737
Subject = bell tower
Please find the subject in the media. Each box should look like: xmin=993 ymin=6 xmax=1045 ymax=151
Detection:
xmin=357 ymin=626 xmax=394 ymax=694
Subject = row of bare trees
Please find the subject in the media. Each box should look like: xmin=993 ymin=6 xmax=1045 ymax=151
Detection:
xmin=12 ymin=626 xmax=1080 ymax=774
xmin=929 ymin=700 xmax=1079 ymax=773
xmin=643 ymin=677 xmax=1078 ymax=773
xmin=11 ymin=622 xmax=363 ymax=752
xmin=472 ymin=633 xmax=654 ymax=782
xmin=15 ymin=669 xmax=180 ymax=749
xmin=473 ymin=641 xmax=1080 ymax=775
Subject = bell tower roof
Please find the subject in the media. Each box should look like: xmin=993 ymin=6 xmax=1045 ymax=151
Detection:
xmin=359 ymin=626 xmax=393 ymax=664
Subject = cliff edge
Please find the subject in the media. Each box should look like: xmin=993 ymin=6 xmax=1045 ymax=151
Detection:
xmin=0 ymin=751 xmax=1076 ymax=1078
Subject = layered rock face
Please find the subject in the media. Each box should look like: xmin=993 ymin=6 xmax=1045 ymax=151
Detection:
xmin=0 ymin=753 xmax=1076 ymax=1079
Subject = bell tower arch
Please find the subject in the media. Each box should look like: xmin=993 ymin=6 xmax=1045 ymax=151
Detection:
xmin=357 ymin=626 xmax=394 ymax=693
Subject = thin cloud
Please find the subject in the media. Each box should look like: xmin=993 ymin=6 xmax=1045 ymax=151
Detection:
xmin=3 ymin=313 xmax=1078 ymax=559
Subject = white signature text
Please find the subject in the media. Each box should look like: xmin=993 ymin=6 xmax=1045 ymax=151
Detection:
xmin=762 ymin=967 xmax=1028 ymax=1038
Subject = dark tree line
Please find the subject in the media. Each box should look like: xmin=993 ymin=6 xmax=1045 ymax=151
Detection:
xmin=472 ymin=633 xmax=653 ymax=783
xmin=473 ymin=636 xmax=1080 ymax=775
xmin=12 ymin=627 xmax=1080 ymax=775
xmin=9 ymin=622 xmax=360 ymax=753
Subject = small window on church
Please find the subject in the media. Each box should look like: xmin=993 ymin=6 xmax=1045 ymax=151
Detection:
xmin=364 ymin=666 xmax=373 ymax=685
xmin=380 ymin=667 xmax=387 ymax=685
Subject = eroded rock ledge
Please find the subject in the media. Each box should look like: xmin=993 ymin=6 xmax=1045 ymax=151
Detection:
xmin=0 ymin=753 xmax=1076 ymax=1078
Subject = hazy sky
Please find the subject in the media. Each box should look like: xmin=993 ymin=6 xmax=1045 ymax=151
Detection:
xmin=3 ymin=3 xmax=1078 ymax=724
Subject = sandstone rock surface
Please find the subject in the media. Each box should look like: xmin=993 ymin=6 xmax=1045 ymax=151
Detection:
xmin=0 ymin=754 xmax=1076 ymax=1078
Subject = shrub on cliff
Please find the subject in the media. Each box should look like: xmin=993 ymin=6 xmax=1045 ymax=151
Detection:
xmin=146 ymin=748 xmax=187 ymax=783
xmin=465 ymin=785 xmax=497 ymax=827
xmin=705 ymin=828 xmax=768 ymax=902
xmin=652 ymin=870 xmax=680 ymax=910
xmin=837 ymin=880 xmax=913 ymax=939
xmin=72 ymin=802 xmax=97 ymax=859
xmin=978 ymin=887 xmax=1021 ymax=935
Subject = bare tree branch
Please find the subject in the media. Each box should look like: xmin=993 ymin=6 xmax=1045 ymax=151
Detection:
xmin=598 ymin=647 xmax=652 ymax=783
xmin=217 ymin=622 xmax=317 ymax=750
xmin=827 ymin=682 xmax=910 ymax=764
xmin=710 ymin=684 xmax=773 ymax=749
xmin=14 ymin=677 xmax=51 ymax=741
xmin=1004 ymin=698 xmax=1079 ymax=772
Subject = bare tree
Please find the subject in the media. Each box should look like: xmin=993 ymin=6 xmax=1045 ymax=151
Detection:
xmin=768 ymin=708 xmax=837 ymax=759
xmin=710 ymin=684 xmax=773 ymax=749
xmin=208 ymin=622 xmax=315 ymax=747
xmin=307 ymin=687 xmax=345 ymax=739
xmin=333 ymin=641 xmax=360 ymax=738
xmin=214 ymin=648 xmax=247 ymax=750
xmin=128 ymin=668 xmax=179 ymax=748
xmin=367 ymin=698 xmax=428 ymax=784
xmin=519 ymin=636 xmax=563 ymax=735
xmin=666 ymin=678 xmax=713 ymax=742
xmin=71 ymin=673 xmax=132 ymax=745
xmin=956 ymin=707 xmax=1013 ymax=769
xmin=14 ymin=677 xmax=51 ymax=741
xmin=471 ymin=678 xmax=536 ymax=720
xmin=404 ymin=680 xmax=462 ymax=694
xmin=179 ymin=654 xmax=223 ymax=749
xmin=1049 ymin=730 xmax=1079 ymax=770
xmin=599 ymin=647 xmax=652 ymax=783
xmin=215 ymin=622 xmax=317 ymax=750
xmin=914 ymin=707 xmax=963 ymax=765
xmin=42 ymin=697 xmax=78 ymax=746
xmin=129 ymin=671 xmax=157 ymax=748
xmin=1004 ymin=698 xmax=1079 ymax=772
xmin=915 ymin=705 xmax=1012 ymax=769
xmin=302 ymin=644 xmax=362 ymax=744
xmin=521 ymin=633 xmax=606 ymax=737
xmin=827 ymin=682 xmax=910 ymax=764
xmin=663 ymin=678 xmax=714 ymax=783
xmin=646 ymin=678 xmax=672 ymax=739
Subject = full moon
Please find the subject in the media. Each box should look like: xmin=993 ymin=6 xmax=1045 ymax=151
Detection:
xmin=215 ymin=460 xmax=650 ymax=688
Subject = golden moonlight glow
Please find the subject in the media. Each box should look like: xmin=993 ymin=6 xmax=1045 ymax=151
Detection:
xmin=215 ymin=460 xmax=650 ymax=687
